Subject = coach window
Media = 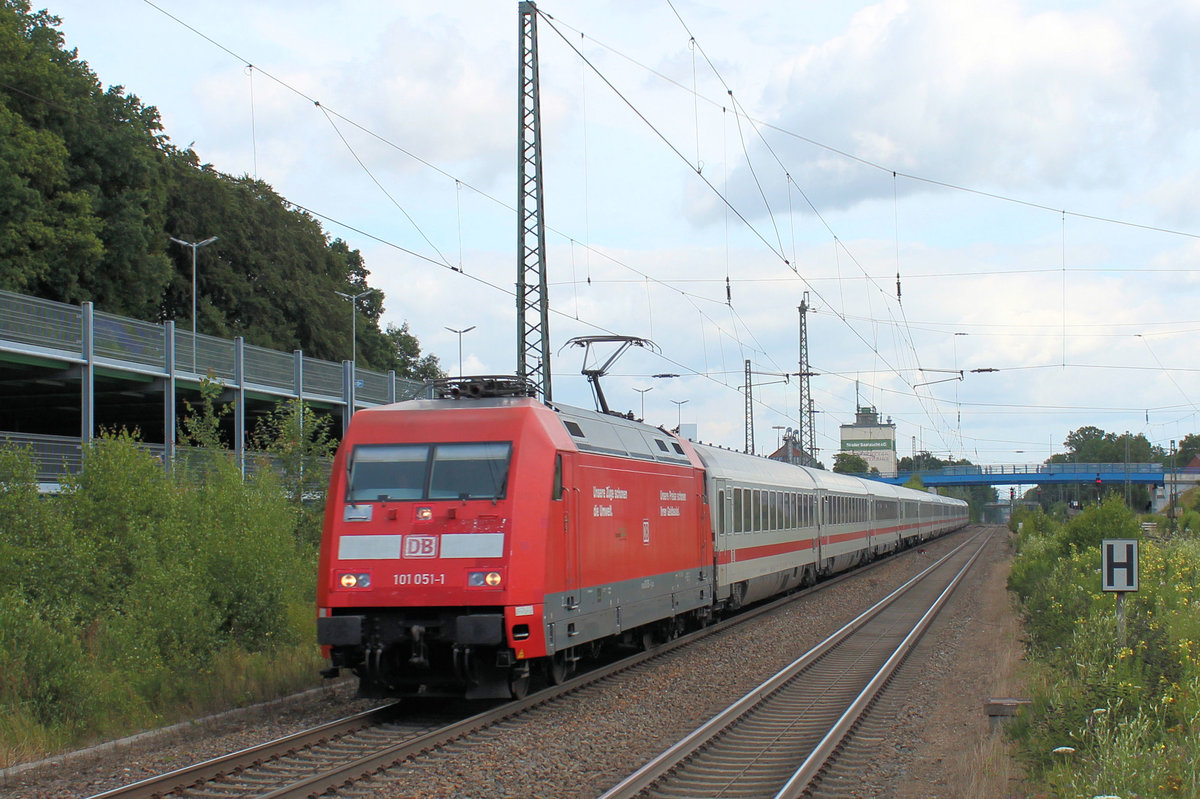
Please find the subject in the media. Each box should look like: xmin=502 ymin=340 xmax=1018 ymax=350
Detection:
xmin=717 ymin=490 xmax=726 ymax=535
xmin=752 ymin=489 xmax=762 ymax=532
xmin=733 ymin=489 xmax=743 ymax=533
xmin=743 ymin=488 xmax=753 ymax=532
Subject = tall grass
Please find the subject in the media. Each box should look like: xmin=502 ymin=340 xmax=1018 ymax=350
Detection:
xmin=0 ymin=432 xmax=324 ymax=767
xmin=1008 ymin=498 xmax=1200 ymax=796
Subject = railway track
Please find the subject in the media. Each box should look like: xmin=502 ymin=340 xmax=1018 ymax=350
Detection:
xmin=85 ymin=537 xmax=974 ymax=799
xmin=84 ymin=703 xmax=461 ymax=799
xmin=599 ymin=531 xmax=991 ymax=799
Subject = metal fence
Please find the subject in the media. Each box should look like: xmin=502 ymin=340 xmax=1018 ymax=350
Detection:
xmin=0 ymin=288 xmax=425 ymax=402
xmin=1 ymin=432 xmax=333 ymax=493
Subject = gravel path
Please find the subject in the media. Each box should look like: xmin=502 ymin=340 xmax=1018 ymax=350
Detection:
xmin=3 ymin=526 xmax=1027 ymax=798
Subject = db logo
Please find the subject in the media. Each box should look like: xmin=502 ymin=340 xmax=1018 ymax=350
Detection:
xmin=403 ymin=535 xmax=438 ymax=559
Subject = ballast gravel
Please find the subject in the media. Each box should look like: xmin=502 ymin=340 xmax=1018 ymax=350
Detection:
xmin=0 ymin=682 xmax=378 ymax=798
xmin=4 ymin=527 xmax=1023 ymax=798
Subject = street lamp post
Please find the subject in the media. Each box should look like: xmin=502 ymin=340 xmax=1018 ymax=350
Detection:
xmin=444 ymin=326 xmax=476 ymax=378
xmin=633 ymin=387 xmax=653 ymax=419
xmin=772 ymin=425 xmax=786 ymax=450
xmin=671 ymin=399 xmax=689 ymax=431
xmin=170 ymin=235 xmax=218 ymax=372
xmin=335 ymin=289 xmax=377 ymax=371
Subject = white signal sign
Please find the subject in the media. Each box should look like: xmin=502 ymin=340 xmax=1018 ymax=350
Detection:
xmin=1101 ymin=539 xmax=1138 ymax=592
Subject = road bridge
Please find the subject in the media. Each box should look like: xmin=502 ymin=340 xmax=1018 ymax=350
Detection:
xmin=865 ymin=462 xmax=1165 ymax=487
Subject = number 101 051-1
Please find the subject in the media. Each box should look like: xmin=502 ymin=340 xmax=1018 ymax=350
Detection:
xmin=394 ymin=573 xmax=446 ymax=586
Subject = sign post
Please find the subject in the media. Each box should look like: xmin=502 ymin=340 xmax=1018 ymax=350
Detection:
xmin=1101 ymin=538 xmax=1139 ymax=646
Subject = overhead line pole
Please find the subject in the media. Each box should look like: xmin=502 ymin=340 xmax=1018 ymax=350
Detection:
xmin=745 ymin=359 xmax=754 ymax=455
xmin=799 ymin=293 xmax=816 ymax=466
xmin=517 ymin=1 xmax=552 ymax=402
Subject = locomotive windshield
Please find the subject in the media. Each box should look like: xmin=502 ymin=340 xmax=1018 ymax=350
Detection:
xmin=347 ymin=442 xmax=512 ymax=502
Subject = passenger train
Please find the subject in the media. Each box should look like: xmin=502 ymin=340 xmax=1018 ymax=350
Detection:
xmin=316 ymin=376 xmax=969 ymax=699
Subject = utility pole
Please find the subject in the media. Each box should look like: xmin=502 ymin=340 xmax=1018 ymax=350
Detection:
xmin=744 ymin=359 xmax=754 ymax=455
xmin=1171 ymin=439 xmax=1177 ymax=534
xmin=517 ymin=1 xmax=551 ymax=402
xmin=807 ymin=397 xmax=818 ymax=466
xmin=798 ymin=293 xmax=816 ymax=466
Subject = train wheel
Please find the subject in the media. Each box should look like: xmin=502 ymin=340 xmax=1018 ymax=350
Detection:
xmin=668 ymin=617 xmax=684 ymax=640
xmin=547 ymin=651 xmax=573 ymax=685
xmin=640 ymin=627 xmax=659 ymax=651
xmin=509 ymin=664 xmax=531 ymax=699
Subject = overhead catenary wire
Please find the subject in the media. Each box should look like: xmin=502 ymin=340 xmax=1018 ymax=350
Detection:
xmin=138 ymin=1 xmax=780 ymax=360
xmin=316 ymin=103 xmax=454 ymax=269
xmin=134 ymin=0 xmax=1195 ymax=452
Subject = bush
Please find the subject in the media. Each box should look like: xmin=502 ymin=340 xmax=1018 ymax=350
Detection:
xmin=0 ymin=431 xmax=323 ymax=763
xmin=1008 ymin=496 xmax=1200 ymax=795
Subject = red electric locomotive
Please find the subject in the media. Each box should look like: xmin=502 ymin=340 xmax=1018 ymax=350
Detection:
xmin=318 ymin=375 xmax=969 ymax=699
xmin=317 ymin=377 xmax=713 ymax=699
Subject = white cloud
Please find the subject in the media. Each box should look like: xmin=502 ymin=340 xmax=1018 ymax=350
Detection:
xmin=39 ymin=0 xmax=1200 ymax=460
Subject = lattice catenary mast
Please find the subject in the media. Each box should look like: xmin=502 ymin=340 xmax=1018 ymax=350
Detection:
xmin=744 ymin=359 xmax=754 ymax=455
xmin=798 ymin=293 xmax=816 ymax=466
xmin=517 ymin=1 xmax=552 ymax=401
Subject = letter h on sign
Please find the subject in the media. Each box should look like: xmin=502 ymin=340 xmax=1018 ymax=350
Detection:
xmin=1101 ymin=539 xmax=1138 ymax=592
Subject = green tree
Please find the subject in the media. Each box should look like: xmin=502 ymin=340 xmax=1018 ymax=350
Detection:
xmin=385 ymin=321 xmax=443 ymax=380
xmin=250 ymin=398 xmax=336 ymax=545
xmin=1 ymin=0 xmax=442 ymax=373
xmin=833 ymin=452 xmax=868 ymax=473
xmin=0 ymin=1 xmax=170 ymax=315
xmin=1051 ymin=427 xmax=1161 ymax=509
xmin=1172 ymin=433 xmax=1200 ymax=468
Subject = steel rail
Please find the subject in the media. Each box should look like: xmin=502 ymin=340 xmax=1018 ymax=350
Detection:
xmin=598 ymin=531 xmax=988 ymax=799
xmin=86 ymin=531 xmax=970 ymax=799
xmin=776 ymin=531 xmax=991 ymax=798
xmin=84 ymin=705 xmax=398 ymax=799
xmin=206 ymin=553 xmax=917 ymax=798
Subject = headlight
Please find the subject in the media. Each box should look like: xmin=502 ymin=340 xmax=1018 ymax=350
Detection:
xmin=415 ymin=506 xmax=433 ymax=521
xmin=467 ymin=571 xmax=503 ymax=588
xmin=337 ymin=572 xmax=371 ymax=589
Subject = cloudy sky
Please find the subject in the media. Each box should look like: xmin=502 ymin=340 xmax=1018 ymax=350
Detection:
xmin=46 ymin=0 xmax=1200 ymax=466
